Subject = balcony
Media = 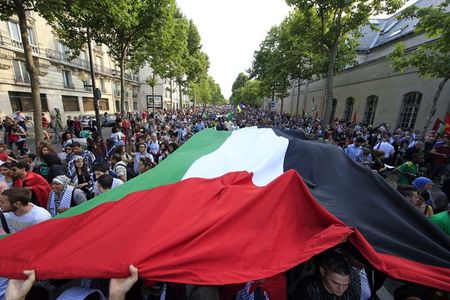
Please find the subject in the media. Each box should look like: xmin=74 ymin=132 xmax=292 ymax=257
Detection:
xmin=2 ymin=33 xmax=40 ymax=54
xmin=45 ymin=48 xmax=88 ymax=69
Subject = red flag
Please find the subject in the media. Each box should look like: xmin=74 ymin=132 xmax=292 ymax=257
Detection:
xmin=432 ymin=118 xmax=443 ymax=131
xmin=445 ymin=113 xmax=450 ymax=135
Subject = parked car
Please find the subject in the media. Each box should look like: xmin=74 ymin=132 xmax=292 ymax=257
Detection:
xmin=101 ymin=114 xmax=117 ymax=127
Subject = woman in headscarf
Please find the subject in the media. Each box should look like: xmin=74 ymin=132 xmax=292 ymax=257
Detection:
xmin=69 ymin=155 xmax=94 ymax=200
xmin=47 ymin=175 xmax=86 ymax=217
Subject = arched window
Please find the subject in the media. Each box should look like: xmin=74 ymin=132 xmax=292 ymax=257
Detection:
xmin=398 ymin=92 xmax=422 ymax=129
xmin=329 ymin=98 xmax=337 ymax=123
xmin=344 ymin=97 xmax=354 ymax=122
xmin=364 ymin=95 xmax=378 ymax=125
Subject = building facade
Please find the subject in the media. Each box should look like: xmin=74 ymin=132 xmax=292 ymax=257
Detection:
xmin=138 ymin=64 xmax=191 ymax=111
xmin=267 ymin=0 xmax=449 ymax=132
xmin=0 ymin=11 xmax=177 ymax=123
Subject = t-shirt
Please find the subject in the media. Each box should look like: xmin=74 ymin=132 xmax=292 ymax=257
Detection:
xmin=5 ymin=204 xmax=51 ymax=233
xmin=92 ymin=177 xmax=123 ymax=195
xmin=430 ymin=211 xmax=450 ymax=235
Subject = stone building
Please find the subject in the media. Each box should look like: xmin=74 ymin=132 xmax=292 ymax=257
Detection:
xmin=268 ymin=0 xmax=449 ymax=132
xmin=139 ymin=64 xmax=191 ymax=111
xmin=0 ymin=11 xmax=187 ymax=123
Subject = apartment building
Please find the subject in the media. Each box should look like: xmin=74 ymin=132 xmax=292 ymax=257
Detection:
xmin=0 ymin=11 xmax=141 ymax=122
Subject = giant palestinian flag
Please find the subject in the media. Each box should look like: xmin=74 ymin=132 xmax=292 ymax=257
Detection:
xmin=0 ymin=128 xmax=449 ymax=291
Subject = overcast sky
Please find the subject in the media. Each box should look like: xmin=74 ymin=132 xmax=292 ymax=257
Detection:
xmin=176 ymin=0 xmax=417 ymax=99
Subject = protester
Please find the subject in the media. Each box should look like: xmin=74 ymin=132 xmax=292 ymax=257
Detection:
xmin=0 ymin=188 xmax=51 ymax=234
xmin=47 ymin=175 xmax=86 ymax=217
xmin=294 ymin=250 xmax=359 ymax=299
xmin=11 ymin=161 xmax=51 ymax=208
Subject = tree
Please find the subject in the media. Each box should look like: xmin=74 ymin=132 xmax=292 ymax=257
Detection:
xmin=0 ymin=0 xmax=45 ymax=147
xmin=286 ymin=0 xmax=404 ymax=125
xmin=43 ymin=0 xmax=175 ymax=118
xmin=389 ymin=1 xmax=450 ymax=133
xmin=240 ymin=80 xmax=263 ymax=107
xmin=251 ymin=26 xmax=291 ymax=113
xmin=230 ymin=72 xmax=249 ymax=105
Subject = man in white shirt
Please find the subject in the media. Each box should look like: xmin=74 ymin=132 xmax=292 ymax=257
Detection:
xmin=92 ymin=162 xmax=123 ymax=196
xmin=373 ymin=139 xmax=395 ymax=164
xmin=0 ymin=188 xmax=51 ymax=234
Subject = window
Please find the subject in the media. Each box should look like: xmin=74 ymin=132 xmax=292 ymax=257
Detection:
xmin=12 ymin=60 xmax=30 ymax=83
xmin=344 ymin=97 xmax=354 ymax=122
xmin=133 ymin=101 xmax=138 ymax=111
xmin=115 ymin=100 xmax=120 ymax=111
xmin=62 ymin=95 xmax=80 ymax=111
xmin=9 ymin=91 xmax=49 ymax=112
xmin=63 ymin=70 xmax=74 ymax=88
xmin=8 ymin=21 xmax=21 ymax=41
xmin=82 ymin=97 xmax=95 ymax=111
xmin=100 ymin=79 xmax=106 ymax=92
xmin=364 ymin=96 xmax=378 ymax=125
xmin=57 ymin=41 xmax=69 ymax=54
xmin=125 ymin=101 xmax=129 ymax=111
xmin=83 ymin=80 xmax=92 ymax=91
xmin=99 ymin=99 xmax=110 ymax=111
xmin=399 ymin=92 xmax=422 ymax=129
xmin=27 ymin=28 xmax=36 ymax=45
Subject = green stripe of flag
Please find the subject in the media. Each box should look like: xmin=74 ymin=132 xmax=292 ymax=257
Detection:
xmin=56 ymin=129 xmax=231 ymax=219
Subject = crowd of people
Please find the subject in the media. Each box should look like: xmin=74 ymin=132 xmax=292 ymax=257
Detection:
xmin=0 ymin=106 xmax=449 ymax=299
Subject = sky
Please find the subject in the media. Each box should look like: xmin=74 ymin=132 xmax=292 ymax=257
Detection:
xmin=176 ymin=0 xmax=418 ymax=99
xmin=177 ymin=0 xmax=291 ymax=99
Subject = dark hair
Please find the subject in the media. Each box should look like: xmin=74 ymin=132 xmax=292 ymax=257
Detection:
xmin=97 ymin=174 xmax=113 ymax=190
xmin=2 ymin=188 xmax=32 ymax=205
xmin=139 ymin=157 xmax=153 ymax=170
xmin=70 ymin=141 xmax=81 ymax=148
xmin=0 ymin=162 xmax=13 ymax=170
xmin=188 ymin=286 xmax=220 ymax=300
xmin=11 ymin=160 xmax=30 ymax=171
xmin=321 ymin=250 xmax=350 ymax=276
xmin=111 ymin=153 xmax=122 ymax=162
xmin=355 ymin=137 xmax=365 ymax=144
xmin=42 ymin=153 xmax=62 ymax=166
xmin=397 ymin=185 xmax=417 ymax=199
xmin=93 ymin=162 xmax=109 ymax=173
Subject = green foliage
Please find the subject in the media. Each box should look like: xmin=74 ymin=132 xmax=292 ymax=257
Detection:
xmin=230 ymin=72 xmax=249 ymax=104
xmin=389 ymin=1 xmax=450 ymax=79
xmin=189 ymin=75 xmax=224 ymax=105
xmin=239 ymin=80 xmax=263 ymax=107
xmin=251 ymin=25 xmax=290 ymax=100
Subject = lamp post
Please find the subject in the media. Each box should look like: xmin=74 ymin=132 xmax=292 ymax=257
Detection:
xmin=79 ymin=27 xmax=102 ymax=137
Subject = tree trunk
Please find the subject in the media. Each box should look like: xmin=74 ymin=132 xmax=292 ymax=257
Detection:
xmin=151 ymin=85 xmax=155 ymax=116
xmin=296 ymin=79 xmax=302 ymax=116
xmin=423 ymin=76 xmax=449 ymax=134
xmin=322 ymin=41 xmax=339 ymax=127
xmin=120 ymin=58 xmax=126 ymax=118
xmin=16 ymin=0 xmax=43 ymax=148
xmin=169 ymin=79 xmax=173 ymax=109
xmin=280 ymin=97 xmax=284 ymax=114
xmin=178 ymin=79 xmax=183 ymax=111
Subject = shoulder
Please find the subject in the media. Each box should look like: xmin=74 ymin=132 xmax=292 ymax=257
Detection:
xmin=294 ymin=274 xmax=320 ymax=299
xmin=30 ymin=205 xmax=51 ymax=220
